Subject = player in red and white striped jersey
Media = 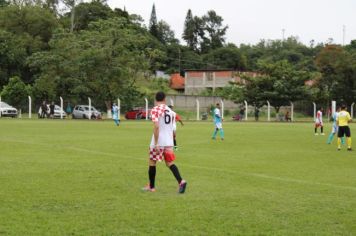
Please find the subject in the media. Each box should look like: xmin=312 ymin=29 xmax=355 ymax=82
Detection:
xmin=142 ymin=91 xmax=187 ymax=194
xmin=315 ymin=107 xmax=325 ymax=135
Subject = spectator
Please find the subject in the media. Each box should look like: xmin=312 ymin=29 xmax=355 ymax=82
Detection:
xmin=285 ymin=111 xmax=292 ymax=122
xmin=254 ymin=107 xmax=260 ymax=121
xmin=49 ymin=101 xmax=55 ymax=119
xmin=40 ymin=101 xmax=47 ymax=118
xmin=66 ymin=102 xmax=72 ymax=114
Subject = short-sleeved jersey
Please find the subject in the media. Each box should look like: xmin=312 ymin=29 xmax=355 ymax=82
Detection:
xmin=150 ymin=104 xmax=176 ymax=147
xmin=112 ymin=105 xmax=119 ymax=119
xmin=332 ymin=112 xmax=339 ymax=126
xmin=337 ymin=110 xmax=351 ymax=127
xmin=214 ymin=108 xmax=222 ymax=124
xmin=315 ymin=110 xmax=323 ymax=123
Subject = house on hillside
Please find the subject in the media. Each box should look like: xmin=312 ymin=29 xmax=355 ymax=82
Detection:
xmin=184 ymin=69 xmax=257 ymax=95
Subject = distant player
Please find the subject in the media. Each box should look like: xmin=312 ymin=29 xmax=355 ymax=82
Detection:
xmin=327 ymin=107 xmax=344 ymax=144
xmin=337 ymin=105 xmax=352 ymax=151
xmin=212 ymin=103 xmax=224 ymax=140
xmin=142 ymin=91 xmax=187 ymax=193
xmin=314 ymin=107 xmax=324 ymax=135
xmin=168 ymin=105 xmax=184 ymax=151
xmin=112 ymin=103 xmax=120 ymax=126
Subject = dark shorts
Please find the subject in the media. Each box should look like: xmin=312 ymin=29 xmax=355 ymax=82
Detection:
xmin=338 ymin=126 xmax=351 ymax=138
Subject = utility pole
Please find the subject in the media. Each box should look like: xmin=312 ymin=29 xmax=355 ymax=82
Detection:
xmin=282 ymin=28 xmax=285 ymax=41
xmin=343 ymin=25 xmax=346 ymax=46
xmin=178 ymin=48 xmax=181 ymax=73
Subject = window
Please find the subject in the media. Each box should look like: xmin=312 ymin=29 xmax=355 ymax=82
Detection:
xmin=206 ymin=72 xmax=213 ymax=81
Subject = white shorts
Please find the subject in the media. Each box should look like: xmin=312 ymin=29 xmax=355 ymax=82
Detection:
xmin=215 ymin=122 xmax=222 ymax=129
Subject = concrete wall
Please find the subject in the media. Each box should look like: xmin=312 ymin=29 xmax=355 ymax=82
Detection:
xmin=166 ymin=94 xmax=238 ymax=111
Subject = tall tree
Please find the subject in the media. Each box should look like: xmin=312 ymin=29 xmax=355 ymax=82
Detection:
xmin=157 ymin=20 xmax=178 ymax=45
xmin=148 ymin=3 xmax=158 ymax=38
xmin=201 ymin=10 xmax=228 ymax=52
xmin=182 ymin=9 xmax=197 ymax=50
xmin=315 ymin=45 xmax=356 ymax=105
xmin=62 ymin=0 xmax=81 ymax=33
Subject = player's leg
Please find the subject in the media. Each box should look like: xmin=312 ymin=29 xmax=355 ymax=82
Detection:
xmin=315 ymin=123 xmax=318 ymax=135
xmin=143 ymin=148 xmax=161 ymax=192
xmin=148 ymin=159 xmax=157 ymax=189
xmin=337 ymin=127 xmax=344 ymax=150
xmin=164 ymin=148 xmax=187 ymax=193
xmin=217 ymin=123 xmax=224 ymax=140
xmin=321 ymin=124 xmax=324 ymax=135
xmin=327 ymin=125 xmax=336 ymax=144
xmin=345 ymin=127 xmax=352 ymax=150
xmin=212 ymin=127 xmax=218 ymax=139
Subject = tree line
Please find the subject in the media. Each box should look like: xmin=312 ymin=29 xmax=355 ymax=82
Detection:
xmin=0 ymin=0 xmax=355 ymax=112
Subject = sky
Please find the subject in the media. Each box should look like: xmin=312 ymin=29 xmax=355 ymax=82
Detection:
xmin=107 ymin=0 xmax=356 ymax=46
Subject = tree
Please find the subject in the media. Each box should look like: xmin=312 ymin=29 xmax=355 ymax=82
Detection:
xmin=156 ymin=20 xmax=178 ymax=45
xmin=0 ymin=5 xmax=58 ymax=84
xmin=62 ymin=0 xmax=81 ymax=32
xmin=200 ymin=10 xmax=228 ymax=52
xmin=182 ymin=9 xmax=197 ymax=50
xmin=203 ymin=44 xmax=247 ymax=70
xmin=72 ymin=0 xmax=113 ymax=31
xmin=315 ymin=45 xmax=356 ymax=105
xmin=225 ymin=60 xmax=311 ymax=113
xmin=1 ymin=76 xmax=31 ymax=108
xmin=0 ymin=30 xmax=27 ymax=87
xmin=0 ymin=0 xmax=9 ymax=7
xmin=28 ymin=17 xmax=163 ymax=110
xmin=148 ymin=3 xmax=158 ymax=38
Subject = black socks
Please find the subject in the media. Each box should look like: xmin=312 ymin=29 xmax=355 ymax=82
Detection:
xmin=169 ymin=164 xmax=182 ymax=184
xmin=149 ymin=166 xmax=156 ymax=188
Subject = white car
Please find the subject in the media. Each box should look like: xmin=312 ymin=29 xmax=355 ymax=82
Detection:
xmin=0 ymin=101 xmax=18 ymax=118
xmin=38 ymin=104 xmax=67 ymax=118
xmin=72 ymin=105 xmax=102 ymax=119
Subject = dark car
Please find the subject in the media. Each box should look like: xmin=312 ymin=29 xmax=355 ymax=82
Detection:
xmin=125 ymin=108 xmax=151 ymax=120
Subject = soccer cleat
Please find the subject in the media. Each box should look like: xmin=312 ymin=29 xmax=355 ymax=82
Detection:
xmin=212 ymin=137 xmax=216 ymax=140
xmin=347 ymin=148 xmax=352 ymax=151
xmin=315 ymin=133 xmax=319 ymax=136
xmin=321 ymin=133 xmax=325 ymax=136
xmin=337 ymin=147 xmax=341 ymax=151
xmin=142 ymin=184 xmax=156 ymax=192
xmin=178 ymin=180 xmax=187 ymax=194
xmin=174 ymin=146 xmax=178 ymax=151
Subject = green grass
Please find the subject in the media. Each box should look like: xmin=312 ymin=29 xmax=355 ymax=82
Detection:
xmin=0 ymin=119 xmax=356 ymax=235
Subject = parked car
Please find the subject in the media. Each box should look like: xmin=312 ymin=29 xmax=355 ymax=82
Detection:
xmin=38 ymin=104 xmax=67 ymax=118
xmin=0 ymin=101 xmax=18 ymax=118
xmin=72 ymin=105 xmax=102 ymax=119
xmin=125 ymin=107 xmax=152 ymax=120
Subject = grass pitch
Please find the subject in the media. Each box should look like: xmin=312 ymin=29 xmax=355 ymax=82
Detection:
xmin=0 ymin=119 xmax=356 ymax=235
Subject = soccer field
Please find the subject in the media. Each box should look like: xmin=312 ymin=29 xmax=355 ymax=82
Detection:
xmin=0 ymin=119 xmax=355 ymax=235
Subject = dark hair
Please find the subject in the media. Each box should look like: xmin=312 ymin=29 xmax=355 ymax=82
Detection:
xmin=155 ymin=91 xmax=166 ymax=102
xmin=341 ymin=104 xmax=347 ymax=110
xmin=168 ymin=105 xmax=173 ymax=109
xmin=216 ymin=103 xmax=220 ymax=106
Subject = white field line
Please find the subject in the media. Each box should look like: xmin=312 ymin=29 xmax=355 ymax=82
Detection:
xmin=2 ymin=137 xmax=356 ymax=192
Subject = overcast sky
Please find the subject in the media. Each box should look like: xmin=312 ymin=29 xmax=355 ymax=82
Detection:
xmin=107 ymin=0 xmax=356 ymax=46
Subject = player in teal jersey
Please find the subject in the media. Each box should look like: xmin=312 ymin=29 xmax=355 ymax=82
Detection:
xmin=327 ymin=107 xmax=344 ymax=144
xmin=212 ymin=103 xmax=224 ymax=140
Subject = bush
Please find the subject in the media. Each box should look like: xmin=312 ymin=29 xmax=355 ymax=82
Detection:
xmin=1 ymin=76 xmax=31 ymax=108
